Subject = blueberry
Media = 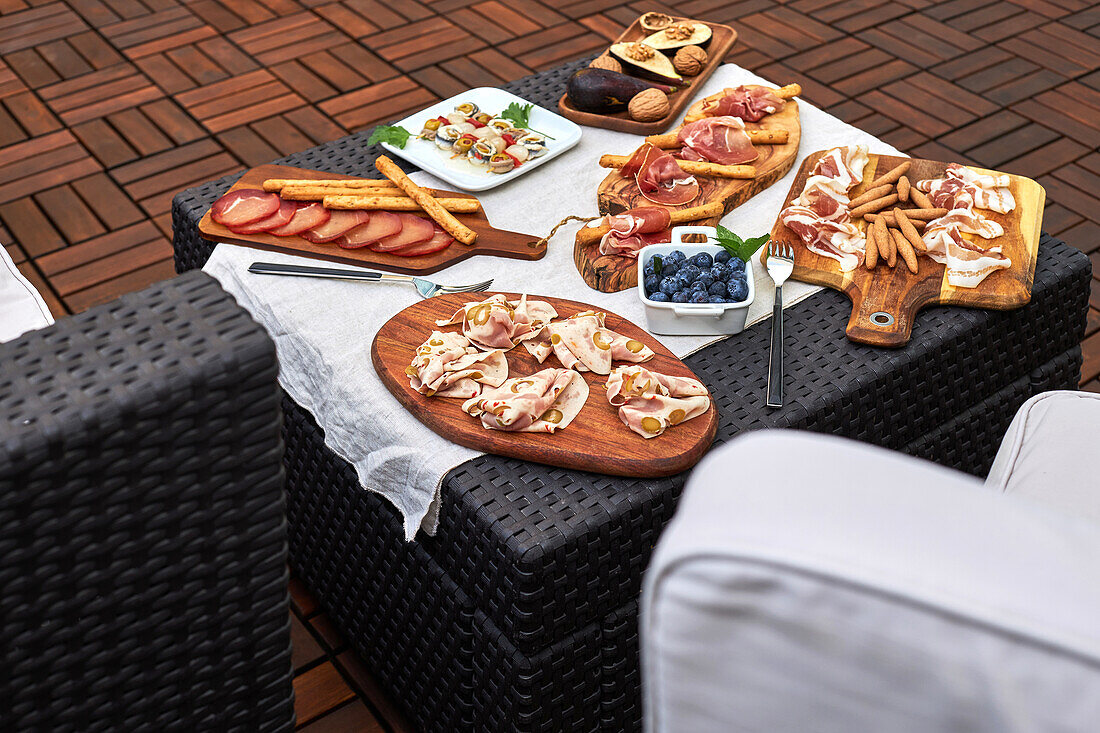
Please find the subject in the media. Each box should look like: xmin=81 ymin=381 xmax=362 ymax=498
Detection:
xmin=729 ymin=256 xmax=746 ymax=272
xmin=708 ymin=280 xmax=728 ymax=296
xmin=714 ymin=250 xmax=731 ymax=264
xmin=710 ymin=263 xmax=731 ymax=281
xmin=689 ymin=290 xmax=710 ymax=303
xmin=671 ymin=290 xmax=691 ymax=303
xmin=665 ymin=250 xmax=687 ymax=264
xmin=659 ymin=277 xmax=679 ymax=296
xmin=696 ymin=273 xmax=715 ymax=288
xmin=648 ymin=291 xmax=670 ymax=302
xmin=679 ymin=264 xmax=701 ymax=282
xmin=689 ymin=252 xmax=713 ymax=268
xmin=707 ymin=295 xmax=727 ymax=304
xmin=643 ymin=274 xmax=661 ymax=295
xmin=727 ymin=279 xmax=749 ymax=302
xmin=643 ymin=259 xmax=655 ymax=276
xmin=662 ymin=262 xmax=679 ymax=278
xmin=690 ymin=280 xmax=708 ymax=292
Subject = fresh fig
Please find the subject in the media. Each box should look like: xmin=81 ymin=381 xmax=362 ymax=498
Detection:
xmin=566 ymin=68 xmax=677 ymax=113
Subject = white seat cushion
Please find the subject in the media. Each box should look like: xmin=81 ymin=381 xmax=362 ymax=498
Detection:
xmin=1 ymin=245 xmax=53 ymax=342
xmin=986 ymin=390 xmax=1100 ymax=524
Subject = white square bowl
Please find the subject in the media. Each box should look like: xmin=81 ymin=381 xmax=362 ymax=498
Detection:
xmin=636 ymin=226 xmax=755 ymax=336
xmin=380 ymin=87 xmax=582 ymax=192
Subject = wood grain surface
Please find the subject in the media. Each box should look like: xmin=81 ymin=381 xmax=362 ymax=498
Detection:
xmin=372 ymin=292 xmax=718 ymax=477
xmin=576 ymin=89 xmax=801 ymax=293
xmin=556 ymin=16 xmax=737 ymax=135
xmin=199 ymin=164 xmax=546 ymax=274
xmin=766 ymin=151 xmax=1045 ymax=347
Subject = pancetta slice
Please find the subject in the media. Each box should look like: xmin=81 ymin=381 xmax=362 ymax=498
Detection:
xmin=523 ymin=311 xmax=654 ymax=375
xmin=605 ymin=365 xmax=710 ymax=439
xmin=592 ymin=206 xmax=672 ymax=258
xmin=462 ymin=367 xmax=589 ymax=433
xmin=436 ymin=294 xmax=557 ymax=350
xmin=702 ymin=86 xmax=784 ymax=122
xmin=621 ymin=144 xmax=699 ymax=206
xmin=677 ymin=116 xmax=758 ymax=166
xmin=407 ymin=330 xmax=507 ymax=398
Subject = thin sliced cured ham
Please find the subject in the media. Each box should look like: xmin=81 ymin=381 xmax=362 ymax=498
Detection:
xmin=702 ymin=86 xmax=784 ymax=122
xmin=268 ymin=202 xmax=329 ymax=236
xmin=462 ymin=368 xmax=589 ymax=433
xmin=301 ymin=210 xmax=371 ymax=244
xmin=677 ymin=116 xmax=758 ymax=166
xmin=918 ymin=164 xmax=1015 ymax=214
xmin=371 ymin=214 xmax=435 ymax=252
xmin=436 ymin=294 xmax=557 ymax=351
xmin=211 ymin=189 xmax=280 ymax=227
xmin=407 ymin=330 xmax=507 ymax=399
xmin=387 ymin=227 xmax=454 ymax=257
xmin=228 ymin=198 xmax=296 ymax=234
xmin=522 ymin=311 xmax=654 ymax=375
xmin=621 ymin=144 xmax=699 ymax=206
xmin=334 ymin=211 xmax=400 ymax=249
xmin=605 ymin=365 xmax=710 ymax=439
xmin=591 ymin=207 xmax=672 ymax=258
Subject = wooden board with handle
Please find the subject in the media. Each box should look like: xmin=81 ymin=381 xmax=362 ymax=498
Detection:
xmin=576 ymin=88 xmax=801 ymax=293
xmin=372 ymin=292 xmax=718 ymax=477
xmin=557 ymin=17 xmax=737 ymax=135
xmin=765 ymin=151 xmax=1044 ymax=347
xmin=199 ymin=164 xmax=545 ymax=275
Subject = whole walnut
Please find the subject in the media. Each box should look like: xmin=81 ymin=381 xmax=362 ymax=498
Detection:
xmin=628 ymin=88 xmax=670 ymax=122
xmin=674 ymin=45 xmax=708 ymax=76
xmin=589 ymin=54 xmax=622 ymax=73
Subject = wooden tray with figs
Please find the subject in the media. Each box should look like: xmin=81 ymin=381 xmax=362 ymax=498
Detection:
xmin=557 ymin=14 xmax=737 ymax=135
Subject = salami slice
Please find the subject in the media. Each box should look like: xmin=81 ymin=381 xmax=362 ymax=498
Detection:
xmin=371 ymin=214 xmax=435 ymax=252
xmin=334 ymin=211 xmax=402 ymax=249
xmin=211 ymin=189 xmax=280 ymax=226
xmin=228 ymin=198 xmax=296 ymax=234
xmin=300 ymin=210 xmax=371 ymax=244
xmin=267 ymin=202 xmax=329 ymax=237
xmin=388 ymin=227 xmax=453 ymax=257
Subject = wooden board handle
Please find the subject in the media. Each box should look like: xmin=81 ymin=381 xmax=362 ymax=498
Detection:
xmin=842 ymin=275 xmax=920 ymax=348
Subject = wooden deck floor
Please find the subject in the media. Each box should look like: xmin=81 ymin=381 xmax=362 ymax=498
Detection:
xmin=2 ymin=0 xmax=1098 ymax=728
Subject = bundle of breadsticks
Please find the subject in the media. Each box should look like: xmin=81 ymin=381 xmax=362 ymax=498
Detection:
xmin=848 ymin=160 xmax=946 ymax=273
xmin=262 ymin=155 xmax=479 ymax=245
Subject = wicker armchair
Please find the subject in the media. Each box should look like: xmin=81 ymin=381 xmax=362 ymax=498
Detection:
xmin=0 ymin=271 xmax=294 ymax=732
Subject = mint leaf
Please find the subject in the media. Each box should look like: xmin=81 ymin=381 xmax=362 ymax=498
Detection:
xmin=652 ymin=254 xmax=662 ymax=277
xmin=368 ymin=124 xmax=411 ymax=149
xmin=740 ymin=233 xmax=770 ymax=258
xmin=713 ymin=225 xmax=769 ymax=262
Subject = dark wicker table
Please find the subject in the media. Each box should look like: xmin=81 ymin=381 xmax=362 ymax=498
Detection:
xmin=172 ymin=58 xmax=1091 ymax=733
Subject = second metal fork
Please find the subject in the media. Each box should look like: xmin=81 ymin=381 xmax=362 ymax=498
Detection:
xmin=247 ymin=262 xmax=493 ymax=297
xmin=765 ymin=241 xmax=794 ymax=408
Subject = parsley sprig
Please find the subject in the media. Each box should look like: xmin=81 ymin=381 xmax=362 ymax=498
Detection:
xmin=500 ymin=102 xmax=555 ymax=140
xmin=368 ymin=124 xmax=411 ymax=149
xmin=714 ymin=225 xmax=769 ymax=262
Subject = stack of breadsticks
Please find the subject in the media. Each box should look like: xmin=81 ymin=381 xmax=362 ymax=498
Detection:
xmin=262 ymin=155 xmax=479 ymax=245
xmin=848 ymin=161 xmax=946 ymax=273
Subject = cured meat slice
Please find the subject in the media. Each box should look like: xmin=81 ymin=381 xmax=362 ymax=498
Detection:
xmin=677 ymin=116 xmax=758 ymax=166
xmin=228 ymin=198 xmax=296 ymax=234
xmin=407 ymin=330 xmax=507 ymax=399
xmin=592 ymin=207 xmax=673 ymax=258
xmin=268 ymin=202 xmax=329 ymax=237
xmin=622 ymin=144 xmax=699 ymax=206
xmin=525 ymin=311 xmax=654 ymax=375
xmin=781 ymin=205 xmax=864 ymax=272
xmin=605 ymin=365 xmax=710 ymax=439
xmin=211 ymin=189 xmax=280 ymax=227
xmin=335 ymin=211 xmax=401 ymax=249
xmin=436 ymin=294 xmax=557 ymax=351
xmin=703 ymin=86 xmax=784 ymax=122
xmin=371 ymin=213 xmax=435 ymax=252
xmin=462 ymin=368 xmax=589 ymax=433
xmin=388 ymin=227 xmax=454 ymax=257
xmin=301 ymin=210 xmax=371 ymax=244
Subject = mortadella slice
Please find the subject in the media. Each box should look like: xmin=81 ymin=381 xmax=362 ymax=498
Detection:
xmin=462 ymin=368 xmax=588 ymax=433
xmin=407 ymin=330 xmax=507 ymax=398
xmin=605 ymin=365 xmax=710 ymax=439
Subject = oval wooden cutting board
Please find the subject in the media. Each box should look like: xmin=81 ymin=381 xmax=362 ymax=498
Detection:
xmin=199 ymin=164 xmax=546 ymax=275
xmin=578 ymin=88 xmax=801 ymax=293
xmin=372 ymin=292 xmax=718 ymax=477
xmin=765 ymin=150 xmax=1044 ymax=347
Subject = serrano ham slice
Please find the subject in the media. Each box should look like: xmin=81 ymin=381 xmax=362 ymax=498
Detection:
xmin=462 ymin=368 xmax=589 ymax=433
xmin=593 ymin=207 xmax=672 ymax=258
xmin=228 ymin=198 xmax=296 ymax=234
xmin=622 ymin=144 xmax=699 ymax=206
xmin=301 ymin=210 xmax=371 ymax=244
xmin=407 ymin=330 xmax=507 ymax=399
xmin=268 ymin=202 xmax=330 ymax=236
xmin=371 ymin=213 xmax=435 ymax=252
xmin=605 ymin=365 xmax=710 ymax=439
xmin=387 ymin=226 xmax=454 ymax=257
xmin=436 ymin=294 xmax=558 ymax=351
xmin=703 ymin=86 xmax=784 ymax=122
xmin=677 ymin=116 xmax=758 ymax=166
xmin=211 ymin=189 xmax=280 ymax=227
xmin=335 ymin=211 xmax=400 ymax=249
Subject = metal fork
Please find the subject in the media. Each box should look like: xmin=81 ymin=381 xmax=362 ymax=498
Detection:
xmin=765 ymin=241 xmax=794 ymax=408
xmin=247 ymin=262 xmax=493 ymax=298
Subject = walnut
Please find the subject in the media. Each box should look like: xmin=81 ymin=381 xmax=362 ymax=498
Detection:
xmin=628 ymin=88 xmax=670 ymax=122
xmin=588 ymin=54 xmax=622 ymax=73
xmin=673 ymin=45 xmax=708 ymax=76
xmin=639 ymin=12 xmax=673 ymax=31
xmin=665 ymin=23 xmax=695 ymax=41
xmin=624 ymin=42 xmax=655 ymax=62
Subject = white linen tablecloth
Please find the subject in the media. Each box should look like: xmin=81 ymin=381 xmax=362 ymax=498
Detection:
xmin=203 ymin=64 xmax=901 ymax=540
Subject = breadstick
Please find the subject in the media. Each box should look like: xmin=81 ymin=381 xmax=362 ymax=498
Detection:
xmin=892 ymin=208 xmax=926 ymax=254
xmin=865 ymin=214 xmax=925 ymax=231
xmin=897 ymin=175 xmax=910 ymax=203
xmin=375 ymin=155 xmax=477 ymax=245
xmin=263 ymin=178 xmax=399 ymax=192
xmin=865 ymin=208 xmax=947 ymax=223
xmin=849 ymin=193 xmax=899 ymax=218
xmin=874 ymin=215 xmax=894 ymax=267
xmin=643 ymin=129 xmax=789 ymax=148
xmin=867 ymin=161 xmax=911 ymax=190
xmin=849 ymin=184 xmax=894 ymax=208
xmin=599 ymin=155 xmax=755 ymax=179
xmin=576 ymin=201 xmax=724 ymax=246
xmin=910 ymin=187 xmax=935 ymax=210
xmin=774 ymin=83 xmax=801 ymax=99
xmin=280 ymin=185 xmax=403 ymax=200
xmin=864 ymin=224 xmax=879 ymax=269
xmin=890 ymin=227 xmax=918 ymax=273
xmin=323 ymin=195 xmax=481 ymax=213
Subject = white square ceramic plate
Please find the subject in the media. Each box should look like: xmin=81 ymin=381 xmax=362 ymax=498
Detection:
xmin=380 ymin=87 xmax=582 ymax=192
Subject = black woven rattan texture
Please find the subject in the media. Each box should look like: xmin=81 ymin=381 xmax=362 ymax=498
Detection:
xmin=0 ymin=272 xmax=294 ymax=733
xmin=171 ymin=59 xmax=1092 ymax=733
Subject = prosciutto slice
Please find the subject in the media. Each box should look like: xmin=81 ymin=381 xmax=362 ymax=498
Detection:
xmin=462 ymin=368 xmax=589 ymax=433
xmin=703 ymin=86 xmax=784 ymax=122
xmin=677 ymin=116 xmax=758 ymax=165
xmin=407 ymin=330 xmax=507 ymax=399
xmin=621 ymin=144 xmax=699 ymax=206
xmin=436 ymin=294 xmax=557 ymax=351
xmin=605 ymin=365 xmax=710 ymax=439
xmin=592 ymin=207 xmax=672 ymax=258
xmin=523 ymin=311 xmax=654 ymax=375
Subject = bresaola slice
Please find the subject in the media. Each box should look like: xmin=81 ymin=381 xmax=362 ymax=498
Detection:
xmin=300 ymin=210 xmax=371 ymax=244
xmin=371 ymin=214 xmax=435 ymax=252
xmin=335 ymin=211 xmax=401 ymax=249
xmin=388 ymin=227 xmax=454 ymax=257
xmin=268 ymin=202 xmax=330 ymax=236
xmin=228 ymin=198 xmax=296 ymax=234
xmin=211 ymin=189 xmax=280 ymax=227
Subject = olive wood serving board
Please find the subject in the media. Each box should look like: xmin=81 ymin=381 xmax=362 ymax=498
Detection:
xmin=199 ymin=164 xmax=545 ymax=275
xmin=557 ymin=16 xmax=737 ymax=135
xmin=372 ymin=292 xmax=718 ymax=477
xmin=576 ymin=89 xmax=800 ymax=292
xmin=764 ymin=151 xmax=1044 ymax=348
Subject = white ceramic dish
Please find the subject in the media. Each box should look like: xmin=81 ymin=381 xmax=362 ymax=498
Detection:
xmin=637 ymin=226 xmax=755 ymax=336
xmin=380 ymin=87 xmax=582 ymax=192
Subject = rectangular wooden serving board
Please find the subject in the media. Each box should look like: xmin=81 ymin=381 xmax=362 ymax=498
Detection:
xmin=372 ymin=293 xmax=718 ymax=477
xmin=199 ymin=164 xmax=546 ymax=275
xmin=557 ymin=16 xmax=737 ymax=135
xmin=765 ymin=151 xmax=1044 ymax=347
